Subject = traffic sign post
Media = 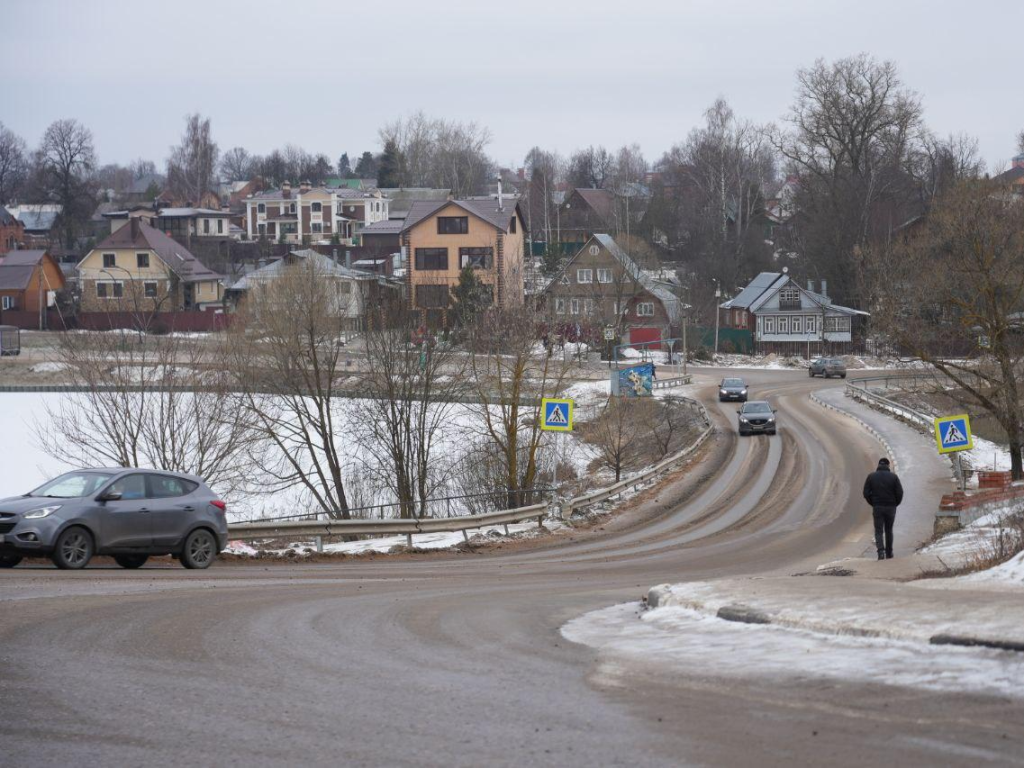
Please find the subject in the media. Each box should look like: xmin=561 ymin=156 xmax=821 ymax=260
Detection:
xmin=541 ymin=398 xmax=574 ymax=489
xmin=934 ymin=414 xmax=974 ymax=491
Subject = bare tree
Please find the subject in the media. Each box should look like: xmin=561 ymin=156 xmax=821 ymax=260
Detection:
xmin=35 ymin=118 xmax=96 ymax=248
xmin=468 ymin=308 xmax=576 ymax=506
xmin=166 ymin=113 xmax=219 ymax=205
xmin=567 ymin=146 xmax=614 ymax=189
xmin=583 ymin=397 xmax=652 ymax=481
xmin=0 ymin=121 xmax=28 ymax=204
xmin=37 ymin=333 xmax=261 ymax=500
xmin=220 ymin=147 xmax=255 ymax=182
xmin=353 ymin=308 xmax=468 ymax=517
xmin=129 ymin=158 xmax=157 ymax=180
xmin=379 ymin=112 xmax=494 ymax=195
xmin=227 ymin=256 xmax=356 ymax=518
xmin=869 ymin=179 xmax=1024 ymax=478
xmin=1017 ymin=129 xmax=1024 ymax=156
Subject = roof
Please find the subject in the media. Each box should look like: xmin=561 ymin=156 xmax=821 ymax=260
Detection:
xmin=721 ymin=272 xmax=785 ymax=310
xmin=250 ymin=186 xmax=381 ymax=202
xmin=90 ymin=221 xmax=220 ymax=282
xmin=0 ymin=250 xmax=48 ymax=291
xmin=13 ymin=209 xmax=59 ymax=232
xmin=0 ymin=206 xmax=20 ymax=227
xmin=229 ymin=249 xmax=376 ymax=291
xmin=591 ymin=234 xmax=684 ymax=324
xmin=401 ymin=198 xmax=521 ymax=233
xmin=362 ymin=219 xmax=403 ymax=235
xmin=129 ymin=174 xmax=164 ymax=195
xmin=157 ymin=207 xmax=232 ymax=218
xmin=377 ymin=188 xmax=451 ymax=216
xmin=569 ymin=188 xmax=617 ymax=223
xmin=994 ymin=166 xmax=1024 ymax=184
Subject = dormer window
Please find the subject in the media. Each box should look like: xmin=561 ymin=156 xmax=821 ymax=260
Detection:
xmin=779 ymin=285 xmax=801 ymax=310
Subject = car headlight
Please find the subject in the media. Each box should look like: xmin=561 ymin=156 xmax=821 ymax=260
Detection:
xmin=24 ymin=504 xmax=62 ymax=519
xmin=739 ymin=416 xmax=749 ymax=422
xmin=767 ymin=417 xmax=776 ymax=422
xmin=720 ymin=389 xmax=728 ymax=395
xmin=741 ymin=389 xmax=747 ymax=394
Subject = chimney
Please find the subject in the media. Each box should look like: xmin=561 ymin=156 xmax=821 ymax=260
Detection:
xmin=1013 ymin=154 xmax=1024 ymax=170
xmin=130 ymin=217 xmax=141 ymax=239
xmin=820 ymin=279 xmax=828 ymax=299
xmin=806 ymin=279 xmax=814 ymax=293
xmin=282 ymin=180 xmax=292 ymax=198
xmin=497 ymin=178 xmax=504 ymax=211
xmin=345 ymin=250 xmax=352 ymax=269
xmin=332 ymin=248 xmax=339 ymax=264
xmin=299 ymin=180 xmax=312 ymax=193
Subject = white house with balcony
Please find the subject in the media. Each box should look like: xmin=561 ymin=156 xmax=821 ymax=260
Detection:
xmin=720 ymin=270 xmax=868 ymax=355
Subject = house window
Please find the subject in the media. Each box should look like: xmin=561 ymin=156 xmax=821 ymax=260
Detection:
xmin=414 ymin=248 xmax=448 ymax=270
xmin=96 ymin=281 xmax=124 ymax=299
xmin=203 ymin=219 xmax=210 ymax=234
xmin=576 ymin=269 xmax=592 ymax=284
xmin=779 ymin=316 xmax=789 ymax=334
xmin=584 ymin=298 xmax=594 ymax=315
xmin=779 ymin=286 xmax=801 ymax=310
xmin=103 ymin=253 xmax=116 ymax=268
xmin=217 ymin=219 xmax=224 ymax=234
xmin=1 ymin=296 xmax=13 ymax=310
xmin=289 ymin=203 xmax=296 ymax=214
xmin=792 ymin=316 xmax=802 ymax=334
xmin=311 ymin=202 xmax=322 ymax=213
xmin=597 ymin=269 xmax=612 ymax=283
xmin=143 ymin=281 xmax=158 ymax=298
xmin=636 ymin=302 xmax=655 ymax=317
xmin=555 ymin=298 xmax=566 ymax=315
xmin=460 ymin=247 xmax=493 ymax=269
xmin=258 ymin=223 xmax=266 ymax=236
xmin=415 ymin=284 xmax=450 ymax=308
xmin=136 ymin=253 xmax=149 ymax=268
xmin=764 ymin=316 xmax=776 ymax=334
xmin=570 ymin=298 xmax=580 ymax=315
xmin=510 ymin=216 xmax=517 ymax=234
xmin=257 ymin=203 xmax=266 ymax=214
xmin=437 ymin=216 xmax=469 ymax=235
xmin=311 ymin=223 xmax=323 ymax=234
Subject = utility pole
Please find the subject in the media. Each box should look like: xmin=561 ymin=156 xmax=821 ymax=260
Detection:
xmin=714 ymin=280 xmax=721 ymax=355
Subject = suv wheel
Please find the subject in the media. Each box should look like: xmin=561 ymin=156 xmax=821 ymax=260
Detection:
xmin=51 ymin=526 xmax=94 ymax=570
xmin=114 ymin=554 xmax=149 ymax=569
xmin=181 ymin=529 xmax=217 ymax=570
xmin=0 ymin=554 xmax=22 ymax=568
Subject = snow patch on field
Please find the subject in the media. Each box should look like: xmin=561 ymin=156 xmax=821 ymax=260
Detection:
xmin=562 ymin=602 xmax=1024 ymax=698
xmin=28 ymin=361 xmax=69 ymax=374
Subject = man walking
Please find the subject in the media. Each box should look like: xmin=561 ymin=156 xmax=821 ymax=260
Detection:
xmin=863 ymin=457 xmax=904 ymax=560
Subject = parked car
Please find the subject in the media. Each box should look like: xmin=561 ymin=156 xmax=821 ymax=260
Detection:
xmin=809 ymin=357 xmax=847 ymax=378
xmin=719 ymin=377 xmax=748 ymax=402
xmin=0 ymin=469 xmax=228 ymax=570
xmin=737 ymin=400 xmax=777 ymax=436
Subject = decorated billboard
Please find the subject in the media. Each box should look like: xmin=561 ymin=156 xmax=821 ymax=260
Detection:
xmin=617 ymin=362 xmax=654 ymax=397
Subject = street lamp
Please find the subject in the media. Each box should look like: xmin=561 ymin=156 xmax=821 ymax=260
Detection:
xmin=713 ymin=280 xmax=721 ymax=356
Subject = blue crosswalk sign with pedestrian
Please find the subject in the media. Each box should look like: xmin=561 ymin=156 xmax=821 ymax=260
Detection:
xmin=934 ymin=414 xmax=972 ymax=454
xmin=541 ymin=398 xmax=574 ymax=432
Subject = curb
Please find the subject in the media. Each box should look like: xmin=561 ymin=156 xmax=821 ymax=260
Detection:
xmin=809 ymin=391 xmax=899 ymax=472
xmin=930 ymin=634 xmax=1024 ymax=653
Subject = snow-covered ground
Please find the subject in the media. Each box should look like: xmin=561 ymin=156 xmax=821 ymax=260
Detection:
xmin=964 ymin=434 xmax=1013 ymax=473
xmin=562 ymin=600 xmax=1024 ymax=699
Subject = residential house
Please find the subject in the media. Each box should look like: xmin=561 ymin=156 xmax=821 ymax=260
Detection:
xmin=552 ymin=187 xmax=646 ymax=252
xmin=244 ymin=181 xmax=389 ymax=245
xmin=0 ymin=206 xmax=25 ymax=254
xmin=0 ymin=250 xmax=67 ymax=329
xmin=377 ymin=188 xmax=451 ymax=224
xmin=226 ymin=249 xmax=389 ymax=329
xmin=78 ymin=219 xmax=224 ymax=317
xmin=400 ymin=196 xmax=526 ymax=324
xmin=994 ymin=154 xmax=1024 ymax=195
xmin=542 ymin=234 xmax=683 ymax=348
xmin=5 ymin=204 xmax=61 ymax=248
xmin=720 ymin=271 xmax=868 ymax=355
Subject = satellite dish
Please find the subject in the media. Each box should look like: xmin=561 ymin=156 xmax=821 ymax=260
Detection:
xmin=782 ymin=266 xmax=789 ymax=274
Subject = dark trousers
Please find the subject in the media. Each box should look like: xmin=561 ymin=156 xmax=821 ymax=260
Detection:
xmin=872 ymin=506 xmax=897 ymax=556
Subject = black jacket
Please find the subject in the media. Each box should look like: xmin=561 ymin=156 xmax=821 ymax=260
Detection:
xmin=863 ymin=464 xmax=904 ymax=508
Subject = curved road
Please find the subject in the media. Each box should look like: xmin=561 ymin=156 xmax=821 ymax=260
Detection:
xmin=1 ymin=370 xmax=1020 ymax=767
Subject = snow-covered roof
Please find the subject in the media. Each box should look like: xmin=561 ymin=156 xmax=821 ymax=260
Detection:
xmin=229 ymin=249 xmax=377 ymax=291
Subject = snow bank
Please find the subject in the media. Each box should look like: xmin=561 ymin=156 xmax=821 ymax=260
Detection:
xmin=962 ymin=551 xmax=1024 ymax=587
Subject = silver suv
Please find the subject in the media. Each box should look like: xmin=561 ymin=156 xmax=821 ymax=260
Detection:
xmin=737 ymin=400 xmax=777 ymax=436
xmin=0 ymin=469 xmax=229 ymax=570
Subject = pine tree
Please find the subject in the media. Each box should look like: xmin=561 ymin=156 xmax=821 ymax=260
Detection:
xmin=450 ymin=266 xmax=490 ymax=329
xmin=377 ymin=141 xmax=403 ymax=188
xmin=338 ymin=153 xmax=352 ymax=178
xmin=354 ymin=151 xmax=378 ymax=180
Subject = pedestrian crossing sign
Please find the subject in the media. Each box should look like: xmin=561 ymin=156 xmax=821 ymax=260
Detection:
xmin=541 ymin=398 xmax=574 ymax=432
xmin=934 ymin=414 xmax=973 ymax=454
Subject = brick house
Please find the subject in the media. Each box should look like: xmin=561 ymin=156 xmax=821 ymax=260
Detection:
xmin=542 ymin=234 xmax=682 ymax=348
xmin=0 ymin=206 xmax=25 ymax=254
xmin=244 ymin=181 xmax=389 ymax=245
xmin=0 ymin=250 xmax=67 ymax=328
xmin=77 ymin=219 xmax=223 ymax=316
xmin=400 ymin=196 xmax=526 ymax=324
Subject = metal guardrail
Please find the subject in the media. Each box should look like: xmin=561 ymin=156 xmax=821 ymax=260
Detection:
xmin=652 ymin=375 xmax=692 ymax=390
xmin=229 ymin=503 xmax=550 ymax=549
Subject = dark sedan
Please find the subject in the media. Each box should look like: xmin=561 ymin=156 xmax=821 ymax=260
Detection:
xmin=718 ymin=378 xmax=748 ymax=402
xmin=737 ymin=400 xmax=777 ymax=436
xmin=0 ymin=469 xmax=229 ymax=570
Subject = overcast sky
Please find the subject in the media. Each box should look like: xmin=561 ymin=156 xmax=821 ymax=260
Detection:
xmin=3 ymin=0 xmax=1022 ymax=174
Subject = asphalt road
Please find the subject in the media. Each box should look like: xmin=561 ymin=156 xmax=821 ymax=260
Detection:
xmin=2 ymin=369 xmax=1021 ymax=767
